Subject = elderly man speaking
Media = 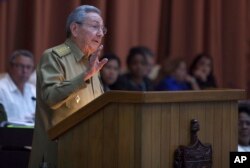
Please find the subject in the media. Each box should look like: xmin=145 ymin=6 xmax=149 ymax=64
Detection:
xmin=29 ymin=5 xmax=108 ymax=167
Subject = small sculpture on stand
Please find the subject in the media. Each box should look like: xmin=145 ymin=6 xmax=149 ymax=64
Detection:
xmin=190 ymin=119 xmax=200 ymax=145
xmin=174 ymin=119 xmax=212 ymax=168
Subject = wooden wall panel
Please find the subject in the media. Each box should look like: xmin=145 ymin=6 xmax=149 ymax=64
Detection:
xmin=58 ymin=117 xmax=89 ymax=168
xmin=204 ymin=102 xmax=214 ymax=144
xmin=230 ymin=102 xmax=238 ymax=151
xmin=134 ymin=104 xmax=142 ymax=168
xmin=160 ymin=104 xmax=171 ymax=167
xmin=141 ymin=104 xmax=152 ymax=168
xmin=118 ymin=103 xmax=135 ymax=168
xmin=221 ymin=102 xmax=231 ymax=168
xmin=88 ymin=110 xmax=104 ymax=168
xmin=103 ymin=103 xmax=119 ymax=168
xmin=58 ymin=127 xmax=73 ymax=168
xmin=179 ymin=103 xmax=191 ymax=145
xmin=223 ymin=102 xmax=238 ymax=167
xmin=72 ymin=119 xmax=89 ymax=168
xmin=213 ymin=102 xmax=223 ymax=168
xmin=169 ymin=104 xmax=180 ymax=166
xmin=196 ymin=103 xmax=206 ymax=141
xmin=151 ymin=105 xmax=161 ymax=168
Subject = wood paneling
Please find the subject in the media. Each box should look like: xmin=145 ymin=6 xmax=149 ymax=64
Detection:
xmin=151 ymin=105 xmax=161 ymax=168
xmin=54 ymin=90 xmax=244 ymax=168
xmin=118 ymin=103 xmax=135 ymax=168
xmin=141 ymin=104 xmax=152 ymax=168
xmin=103 ymin=103 xmax=118 ymax=168
xmin=213 ymin=102 xmax=222 ymax=168
xmin=134 ymin=104 xmax=142 ymax=168
xmin=160 ymin=104 xmax=171 ymax=167
xmin=48 ymin=90 xmax=245 ymax=140
xmin=230 ymin=102 xmax=238 ymax=151
xmin=58 ymin=116 xmax=89 ymax=168
xmin=88 ymin=110 xmax=103 ymax=168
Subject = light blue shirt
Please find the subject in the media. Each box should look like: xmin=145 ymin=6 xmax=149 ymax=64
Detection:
xmin=238 ymin=145 xmax=250 ymax=152
xmin=0 ymin=74 xmax=36 ymax=124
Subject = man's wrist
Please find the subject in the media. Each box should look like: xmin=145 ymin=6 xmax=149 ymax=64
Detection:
xmin=84 ymin=69 xmax=94 ymax=81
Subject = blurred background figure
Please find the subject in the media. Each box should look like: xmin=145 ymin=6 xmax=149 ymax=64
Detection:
xmin=238 ymin=103 xmax=250 ymax=152
xmin=115 ymin=46 xmax=154 ymax=91
xmin=0 ymin=50 xmax=36 ymax=125
xmin=28 ymin=70 xmax=36 ymax=86
xmin=100 ymin=53 xmax=121 ymax=91
xmin=189 ymin=53 xmax=217 ymax=89
xmin=137 ymin=46 xmax=160 ymax=81
xmin=155 ymin=58 xmax=199 ymax=91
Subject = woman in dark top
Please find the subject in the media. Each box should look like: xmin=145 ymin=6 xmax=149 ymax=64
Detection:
xmin=100 ymin=53 xmax=121 ymax=92
xmin=189 ymin=53 xmax=217 ymax=89
xmin=115 ymin=47 xmax=154 ymax=91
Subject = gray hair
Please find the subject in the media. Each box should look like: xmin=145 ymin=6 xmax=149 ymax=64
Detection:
xmin=9 ymin=49 xmax=34 ymax=64
xmin=66 ymin=5 xmax=101 ymax=38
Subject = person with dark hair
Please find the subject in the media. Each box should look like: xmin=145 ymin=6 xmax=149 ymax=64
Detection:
xmin=133 ymin=47 xmax=154 ymax=75
xmin=100 ymin=53 xmax=121 ymax=91
xmin=136 ymin=46 xmax=161 ymax=81
xmin=115 ymin=46 xmax=154 ymax=91
xmin=238 ymin=104 xmax=250 ymax=152
xmin=189 ymin=53 xmax=217 ymax=89
xmin=29 ymin=5 xmax=108 ymax=167
xmin=0 ymin=50 xmax=36 ymax=124
xmin=155 ymin=58 xmax=199 ymax=91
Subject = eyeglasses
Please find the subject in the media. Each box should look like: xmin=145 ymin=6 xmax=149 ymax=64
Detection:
xmin=76 ymin=22 xmax=107 ymax=35
xmin=11 ymin=63 xmax=34 ymax=71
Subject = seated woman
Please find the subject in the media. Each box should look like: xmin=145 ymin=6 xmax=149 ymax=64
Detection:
xmin=115 ymin=47 xmax=154 ymax=91
xmin=100 ymin=53 xmax=121 ymax=92
xmin=155 ymin=58 xmax=199 ymax=91
xmin=189 ymin=53 xmax=217 ymax=89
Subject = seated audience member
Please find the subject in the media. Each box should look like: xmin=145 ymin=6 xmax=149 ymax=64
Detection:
xmin=100 ymin=53 xmax=121 ymax=91
xmin=137 ymin=46 xmax=160 ymax=81
xmin=189 ymin=53 xmax=217 ymax=89
xmin=115 ymin=47 xmax=154 ymax=91
xmin=0 ymin=50 xmax=36 ymax=125
xmin=238 ymin=104 xmax=250 ymax=152
xmin=155 ymin=58 xmax=199 ymax=91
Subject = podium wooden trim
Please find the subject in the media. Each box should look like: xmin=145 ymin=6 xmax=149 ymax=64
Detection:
xmin=48 ymin=90 xmax=245 ymax=140
xmin=48 ymin=89 xmax=245 ymax=168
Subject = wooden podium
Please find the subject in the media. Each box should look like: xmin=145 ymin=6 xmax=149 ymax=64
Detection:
xmin=48 ymin=90 xmax=245 ymax=168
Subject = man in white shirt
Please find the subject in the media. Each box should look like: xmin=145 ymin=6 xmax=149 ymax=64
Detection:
xmin=0 ymin=50 xmax=36 ymax=125
xmin=238 ymin=105 xmax=250 ymax=152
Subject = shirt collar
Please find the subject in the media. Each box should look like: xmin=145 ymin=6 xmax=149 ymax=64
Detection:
xmin=6 ymin=74 xmax=30 ymax=93
xmin=64 ymin=38 xmax=87 ymax=62
xmin=6 ymin=74 xmax=20 ymax=92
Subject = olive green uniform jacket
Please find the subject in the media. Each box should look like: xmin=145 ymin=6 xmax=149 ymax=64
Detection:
xmin=29 ymin=39 xmax=104 ymax=168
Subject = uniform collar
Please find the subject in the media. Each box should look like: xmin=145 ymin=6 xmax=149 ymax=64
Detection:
xmin=65 ymin=38 xmax=87 ymax=62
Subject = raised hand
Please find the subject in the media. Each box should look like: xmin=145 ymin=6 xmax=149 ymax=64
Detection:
xmin=185 ymin=74 xmax=200 ymax=90
xmin=194 ymin=68 xmax=207 ymax=82
xmin=84 ymin=45 xmax=108 ymax=81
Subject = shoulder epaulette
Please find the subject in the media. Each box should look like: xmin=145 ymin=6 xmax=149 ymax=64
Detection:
xmin=52 ymin=44 xmax=71 ymax=57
